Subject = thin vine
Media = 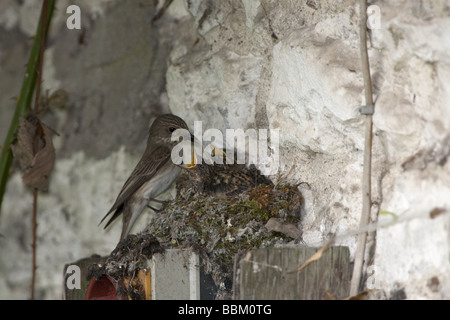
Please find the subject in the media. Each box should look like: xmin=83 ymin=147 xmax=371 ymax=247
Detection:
xmin=350 ymin=0 xmax=376 ymax=296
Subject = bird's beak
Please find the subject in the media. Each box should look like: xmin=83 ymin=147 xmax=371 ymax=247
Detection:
xmin=212 ymin=147 xmax=226 ymax=157
xmin=184 ymin=149 xmax=197 ymax=168
xmin=180 ymin=135 xmax=226 ymax=168
xmin=180 ymin=135 xmax=197 ymax=168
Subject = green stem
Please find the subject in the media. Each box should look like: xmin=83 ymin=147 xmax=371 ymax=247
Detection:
xmin=0 ymin=0 xmax=56 ymax=216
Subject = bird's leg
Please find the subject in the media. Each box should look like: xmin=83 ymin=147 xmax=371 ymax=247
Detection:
xmin=147 ymin=204 xmax=164 ymax=213
xmin=146 ymin=198 xmax=169 ymax=212
xmin=149 ymin=198 xmax=169 ymax=205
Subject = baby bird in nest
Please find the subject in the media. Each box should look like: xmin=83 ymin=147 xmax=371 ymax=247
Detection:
xmin=181 ymin=161 xmax=273 ymax=197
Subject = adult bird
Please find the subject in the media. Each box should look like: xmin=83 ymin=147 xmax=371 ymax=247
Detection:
xmin=100 ymin=114 xmax=193 ymax=240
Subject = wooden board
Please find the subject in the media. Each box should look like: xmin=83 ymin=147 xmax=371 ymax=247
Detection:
xmin=234 ymin=246 xmax=352 ymax=300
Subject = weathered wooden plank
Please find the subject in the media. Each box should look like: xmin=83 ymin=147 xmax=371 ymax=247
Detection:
xmin=235 ymin=246 xmax=352 ymax=300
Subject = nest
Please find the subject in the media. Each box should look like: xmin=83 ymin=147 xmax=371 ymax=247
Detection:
xmin=146 ymin=170 xmax=304 ymax=299
xmin=90 ymin=169 xmax=304 ymax=299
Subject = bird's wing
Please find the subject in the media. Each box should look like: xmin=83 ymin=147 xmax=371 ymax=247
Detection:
xmin=100 ymin=145 xmax=172 ymax=227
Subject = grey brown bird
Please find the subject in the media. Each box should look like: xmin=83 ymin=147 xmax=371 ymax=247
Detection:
xmin=100 ymin=114 xmax=193 ymax=240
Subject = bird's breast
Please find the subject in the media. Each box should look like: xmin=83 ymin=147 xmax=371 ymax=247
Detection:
xmin=136 ymin=164 xmax=181 ymax=201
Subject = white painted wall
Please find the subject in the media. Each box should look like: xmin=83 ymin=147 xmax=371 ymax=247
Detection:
xmin=1 ymin=0 xmax=449 ymax=299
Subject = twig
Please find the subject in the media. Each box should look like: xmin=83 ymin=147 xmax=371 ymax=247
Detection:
xmin=350 ymin=0 xmax=375 ymax=296
xmin=29 ymin=0 xmax=51 ymax=300
xmin=30 ymin=188 xmax=39 ymax=299
xmin=286 ymin=239 xmax=334 ymax=274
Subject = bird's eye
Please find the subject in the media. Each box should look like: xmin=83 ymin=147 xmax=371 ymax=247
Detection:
xmin=169 ymin=127 xmax=177 ymax=133
xmin=199 ymin=164 xmax=205 ymax=169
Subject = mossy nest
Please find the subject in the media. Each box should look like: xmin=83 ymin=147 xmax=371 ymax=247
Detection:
xmin=143 ymin=171 xmax=304 ymax=298
xmin=90 ymin=170 xmax=304 ymax=299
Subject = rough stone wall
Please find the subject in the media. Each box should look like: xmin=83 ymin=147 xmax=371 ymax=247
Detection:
xmin=0 ymin=0 xmax=449 ymax=299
